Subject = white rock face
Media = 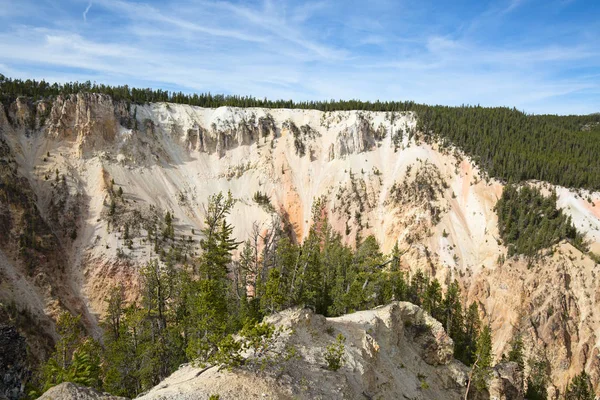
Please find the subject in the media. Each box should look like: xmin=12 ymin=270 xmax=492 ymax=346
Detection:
xmin=37 ymin=382 xmax=126 ymax=400
xmin=489 ymin=361 xmax=524 ymax=400
xmin=138 ymin=302 xmax=469 ymax=400
xmin=1 ymin=97 xmax=600 ymax=395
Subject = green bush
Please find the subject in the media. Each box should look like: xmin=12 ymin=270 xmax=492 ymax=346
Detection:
xmin=324 ymin=334 xmax=346 ymax=371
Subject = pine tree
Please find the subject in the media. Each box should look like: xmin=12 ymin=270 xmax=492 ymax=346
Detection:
xmin=507 ymin=333 xmax=524 ymax=370
xmin=525 ymin=350 xmax=550 ymax=400
xmin=186 ymin=191 xmax=239 ymax=363
xmin=390 ymin=242 xmax=401 ymax=271
xmin=261 ymin=236 xmax=299 ymax=314
xmin=137 ymin=260 xmax=185 ymax=385
xmin=290 ymin=199 xmax=327 ymax=312
xmin=105 ymin=285 xmax=124 ymax=341
xmin=470 ymin=324 xmax=493 ymax=393
xmin=102 ymin=305 xmax=145 ymax=397
xmin=39 ymin=312 xmax=102 ymax=394
xmin=261 ymin=269 xmax=287 ymax=314
xmin=461 ymin=302 xmax=481 ymax=365
xmin=442 ymin=280 xmax=465 ymax=360
xmin=350 ymin=235 xmax=385 ymax=311
xmin=389 ymin=269 xmax=408 ymax=303
xmin=296 ymin=229 xmax=324 ymax=311
xmin=422 ymin=279 xmax=443 ymax=321
xmin=565 ymin=371 xmax=595 ymax=400
xmin=326 ymin=231 xmax=354 ymax=316
xmin=408 ymin=270 xmax=427 ymax=306
xmin=163 ymin=211 xmax=174 ymax=240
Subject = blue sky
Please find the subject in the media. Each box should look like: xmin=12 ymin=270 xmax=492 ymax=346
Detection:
xmin=0 ymin=0 xmax=598 ymax=114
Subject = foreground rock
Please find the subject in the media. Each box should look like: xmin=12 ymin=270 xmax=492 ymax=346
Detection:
xmin=138 ymin=302 xmax=469 ymax=400
xmin=37 ymin=382 xmax=126 ymax=400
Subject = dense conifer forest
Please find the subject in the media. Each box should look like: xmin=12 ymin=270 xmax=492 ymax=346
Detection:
xmin=2 ymin=74 xmax=600 ymax=190
xmin=495 ymin=185 xmax=587 ymax=257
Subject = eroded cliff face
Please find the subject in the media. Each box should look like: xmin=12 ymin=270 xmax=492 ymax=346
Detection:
xmin=45 ymin=93 xmax=124 ymax=152
xmin=473 ymin=242 xmax=600 ymax=394
xmin=1 ymin=95 xmax=599 ymax=397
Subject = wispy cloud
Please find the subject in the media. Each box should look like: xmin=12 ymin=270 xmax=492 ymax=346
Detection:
xmin=83 ymin=1 xmax=92 ymax=22
xmin=213 ymin=0 xmax=349 ymax=61
xmin=503 ymin=0 xmax=526 ymax=14
xmin=94 ymin=0 xmax=269 ymax=43
xmin=0 ymin=0 xmax=598 ymax=114
xmin=289 ymin=1 xmax=328 ymax=23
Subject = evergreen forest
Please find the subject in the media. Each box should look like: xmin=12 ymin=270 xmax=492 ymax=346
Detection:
xmin=495 ymin=184 xmax=587 ymax=257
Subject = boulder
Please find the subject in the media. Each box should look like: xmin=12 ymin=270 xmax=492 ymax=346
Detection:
xmin=488 ymin=361 xmax=524 ymax=400
xmin=38 ymin=382 xmax=127 ymax=400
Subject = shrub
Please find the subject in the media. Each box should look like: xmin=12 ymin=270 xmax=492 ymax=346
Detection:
xmin=418 ymin=373 xmax=429 ymax=390
xmin=253 ymin=191 xmax=275 ymax=213
xmin=253 ymin=191 xmax=270 ymax=205
xmin=324 ymin=334 xmax=346 ymax=371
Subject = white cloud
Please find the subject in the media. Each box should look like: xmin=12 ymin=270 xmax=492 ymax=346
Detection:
xmin=94 ymin=0 xmax=269 ymax=43
xmin=0 ymin=0 xmax=598 ymax=115
xmin=83 ymin=1 xmax=92 ymax=22
xmin=212 ymin=0 xmax=349 ymax=61
xmin=503 ymin=0 xmax=526 ymax=14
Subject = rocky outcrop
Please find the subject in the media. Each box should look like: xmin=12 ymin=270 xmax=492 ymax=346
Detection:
xmin=138 ymin=302 xmax=470 ymax=400
xmin=4 ymin=97 xmax=394 ymax=160
xmin=7 ymin=97 xmax=34 ymax=130
xmin=473 ymin=243 xmax=600 ymax=395
xmin=37 ymin=382 xmax=127 ymax=400
xmin=46 ymin=93 xmax=121 ymax=155
xmin=334 ymin=114 xmax=377 ymax=158
xmin=32 ymin=303 xmax=530 ymax=400
xmin=397 ymin=302 xmax=455 ymax=365
xmin=488 ymin=362 xmax=524 ymax=400
xmin=0 ymin=325 xmax=28 ymax=400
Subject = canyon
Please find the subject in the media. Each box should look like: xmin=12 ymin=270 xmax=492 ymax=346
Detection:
xmin=1 ymin=93 xmax=600 ymax=398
